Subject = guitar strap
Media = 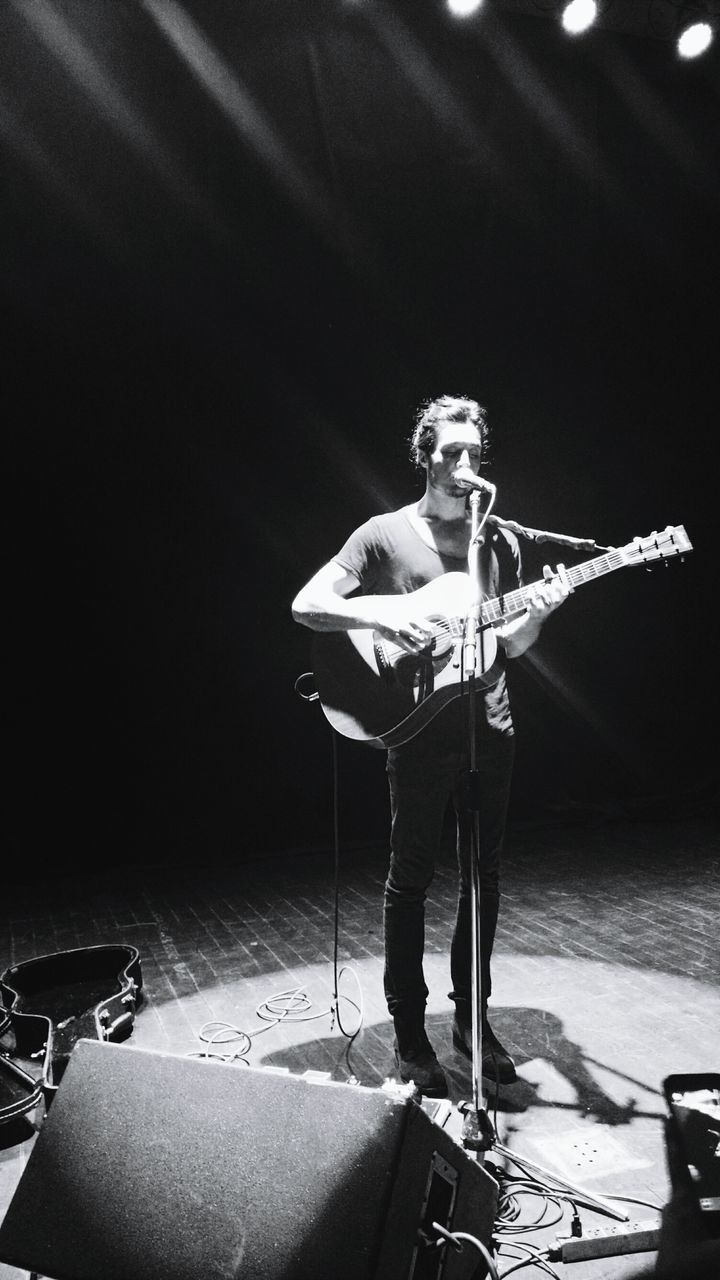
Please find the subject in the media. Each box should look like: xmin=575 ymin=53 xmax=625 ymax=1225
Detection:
xmin=488 ymin=523 xmax=522 ymax=595
xmin=488 ymin=513 xmax=602 ymax=554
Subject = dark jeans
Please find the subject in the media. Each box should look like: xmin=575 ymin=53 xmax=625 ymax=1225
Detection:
xmin=383 ymin=724 xmax=515 ymax=1034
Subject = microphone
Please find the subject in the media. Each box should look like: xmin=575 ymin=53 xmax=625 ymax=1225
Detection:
xmin=453 ymin=467 xmax=495 ymax=492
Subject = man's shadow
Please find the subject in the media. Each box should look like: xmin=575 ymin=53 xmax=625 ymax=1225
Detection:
xmin=260 ymin=1006 xmax=657 ymax=1126
xmin=457 ymin=1005 xmax=650 ymax=1126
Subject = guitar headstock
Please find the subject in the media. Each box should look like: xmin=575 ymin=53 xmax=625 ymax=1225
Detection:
xmin=619 ymin=525 xmax=693 ymax=567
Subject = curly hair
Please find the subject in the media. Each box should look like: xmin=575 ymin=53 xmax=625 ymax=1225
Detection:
xmin=409 ymin=394 xmax=489 ymax=469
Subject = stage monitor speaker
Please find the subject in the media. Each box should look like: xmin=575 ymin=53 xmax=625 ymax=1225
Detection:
xmin=0 ymin=1038 xmax=498 ymax=1280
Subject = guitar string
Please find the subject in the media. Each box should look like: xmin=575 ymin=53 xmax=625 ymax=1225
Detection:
xmin=382 ymin=534 xmax=684 ymax=655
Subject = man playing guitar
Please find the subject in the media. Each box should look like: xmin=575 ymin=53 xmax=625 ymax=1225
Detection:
xmin=292 ymin=394 xmax=569 ymax=1097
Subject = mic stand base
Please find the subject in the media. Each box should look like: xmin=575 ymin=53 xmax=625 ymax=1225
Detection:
xmin=492 ymin=1140 xmax=629 ymax=1221
xmin=458 ymin=1099 xmax=496 ymax=1154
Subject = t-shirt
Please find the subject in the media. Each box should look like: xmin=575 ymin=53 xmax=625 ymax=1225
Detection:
xmin=333 ymin=507 xmax=521 ymax=740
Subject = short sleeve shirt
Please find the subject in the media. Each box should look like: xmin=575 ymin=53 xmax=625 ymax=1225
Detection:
xmin=334 ymin=507 xmax=521 ymax=739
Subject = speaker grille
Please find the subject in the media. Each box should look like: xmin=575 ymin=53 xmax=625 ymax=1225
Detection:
xmin=0 ymin=1039 xmax=497 ymax=1280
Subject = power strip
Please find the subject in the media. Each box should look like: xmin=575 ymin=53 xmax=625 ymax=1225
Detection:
xmin=549 ymin=1219 xmax=661 ymax=1263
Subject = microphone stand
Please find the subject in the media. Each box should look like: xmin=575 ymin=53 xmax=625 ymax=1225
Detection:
xmin=453 ymin=491 xmax=631 ymax=1219
xmin=458 ymin=487 xmax=495 ymax=1156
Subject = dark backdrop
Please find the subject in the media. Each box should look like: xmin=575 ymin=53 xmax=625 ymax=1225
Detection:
xmin=5 ymin=0 xmax=718 ymax=872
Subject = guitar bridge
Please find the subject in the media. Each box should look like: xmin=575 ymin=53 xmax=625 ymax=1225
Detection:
xmin=374 ymin=639 xmax=394 ymax=684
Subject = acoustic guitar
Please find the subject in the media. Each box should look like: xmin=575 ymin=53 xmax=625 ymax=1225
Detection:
xmin=312 ymin=525 xmax=692 ymax=749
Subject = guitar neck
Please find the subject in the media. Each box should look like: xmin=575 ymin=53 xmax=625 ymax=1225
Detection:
xmin=481 ymin=547 xmax=627 ymax=627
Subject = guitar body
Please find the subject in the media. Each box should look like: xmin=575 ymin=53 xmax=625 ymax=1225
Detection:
xmin=313 ymin=572 xmax=501 ymax=748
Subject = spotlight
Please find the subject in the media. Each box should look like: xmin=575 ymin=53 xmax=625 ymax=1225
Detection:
xmin=447 ymin=0 xmax=484 ymax=17
xmin=676 ymin=3 xmax=715 ymax=58
xmin=561 ymin=0 xmax=598 ymax=35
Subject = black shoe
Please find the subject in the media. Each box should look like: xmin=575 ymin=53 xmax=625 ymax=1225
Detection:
xmin=394 ymin=1032 xmax=449 ymax=1098
xmin=452 ymin=1016 xmax=518 ymax=1085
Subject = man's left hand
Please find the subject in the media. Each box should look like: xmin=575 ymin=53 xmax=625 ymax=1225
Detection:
xmin=526 ymin=563 xmax=573 ymax=619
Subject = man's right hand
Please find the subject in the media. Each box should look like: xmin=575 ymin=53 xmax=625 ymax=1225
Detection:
xmin=374 ymin=600 xmax=437 ymax=654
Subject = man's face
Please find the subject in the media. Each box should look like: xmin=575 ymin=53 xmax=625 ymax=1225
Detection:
xmin=424 ymin=421 xmax=483 ymax=496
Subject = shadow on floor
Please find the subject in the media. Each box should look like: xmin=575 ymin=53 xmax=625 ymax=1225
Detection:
xmin=257 ymin=1004 xmax=666 ymax=1127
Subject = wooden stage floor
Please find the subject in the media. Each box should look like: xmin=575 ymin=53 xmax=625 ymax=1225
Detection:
xmin=1 ymin=809 xmax=718 ymax=1280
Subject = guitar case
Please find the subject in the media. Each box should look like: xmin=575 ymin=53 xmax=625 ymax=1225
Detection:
xmin=0 ymin=944 xmax=142 ymax=1127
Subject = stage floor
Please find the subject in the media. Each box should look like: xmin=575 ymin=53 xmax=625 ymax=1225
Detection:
xmin=1 ymin=809 xmax=718 ymax=1280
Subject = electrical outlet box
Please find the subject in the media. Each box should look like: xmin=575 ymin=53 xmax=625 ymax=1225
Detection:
xmin=551 ymin=1218 xmax=661 ymax=1262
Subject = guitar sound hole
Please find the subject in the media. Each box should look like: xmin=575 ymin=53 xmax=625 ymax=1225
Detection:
xmin=374 ymin=619 xmax=454 ymax=692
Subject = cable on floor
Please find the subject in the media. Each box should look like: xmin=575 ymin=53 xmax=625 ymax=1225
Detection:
xmin=429 ymin=1222 xmax=500 ymax=1280
xmin=487 ymin=1146 xmax=663 ymax=1278
xmin=187 ymin=980 xmax=342 ymax=1067
xmin=329 ymin=727 xmax=365 ymax=1062
xmin=186 ymin=717 xmax=366 ymax=1073
xmin=496 ymin=1240 xmax=561 ymax=1280
xmin=184 ymin=732 xmax=363 ymax=1070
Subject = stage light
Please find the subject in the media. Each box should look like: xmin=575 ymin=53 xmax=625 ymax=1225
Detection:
xmin=447 ymin=0 xmax=484 ymax=17
xmin=561 ymin=0 xmax=598 ymax=35
xmin=676 ymin=4 xmax=715 ymax=59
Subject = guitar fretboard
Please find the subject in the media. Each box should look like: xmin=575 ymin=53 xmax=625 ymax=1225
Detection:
xmin=421 ymin=525 xmax=689 ymax=642
xmin=481 ymin=547 xmax=626 ymax=626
